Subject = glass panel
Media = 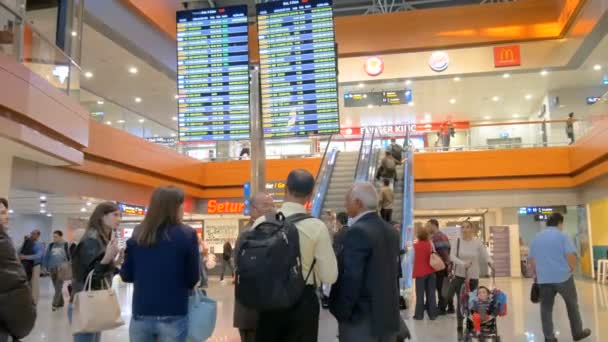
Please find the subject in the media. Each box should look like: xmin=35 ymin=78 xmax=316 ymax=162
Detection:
xmin=0 ymin=1 xmax=21 ymax=59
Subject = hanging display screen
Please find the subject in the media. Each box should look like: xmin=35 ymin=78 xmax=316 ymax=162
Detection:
xmin=257 ymin=0 xmax=340 ymax=138
xmin=176 ymin=5 xmax=250 ymax=142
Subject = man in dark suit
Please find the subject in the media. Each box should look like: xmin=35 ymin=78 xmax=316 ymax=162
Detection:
xmin=233 ymin=192 xmax=275 ymax=342
xmin=330 ymin=182 xmax=401 ymax=342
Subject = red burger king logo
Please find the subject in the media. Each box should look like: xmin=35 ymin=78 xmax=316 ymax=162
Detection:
xmin=364 ymin=56 xmax=384 ymax=76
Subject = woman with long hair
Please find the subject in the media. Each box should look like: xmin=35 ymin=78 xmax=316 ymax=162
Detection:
xmin=69 ymin=202 xmax=121 ymax=342
xmin=447 ymin=221 xmax=493 ymax=336
xmin=120 ymin=186 xmax=199 ymax=342
xmin=412 ymin=225 xmax=437 ymax=320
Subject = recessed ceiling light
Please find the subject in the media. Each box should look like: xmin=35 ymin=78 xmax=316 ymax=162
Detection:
xmin=172 ymin=116 xmax=178 ymax=121
xmin=8 ymin=209 xmax=14 ymax=214
xmin=408 ymin=102 xmax=415 ymax=107
xmin=525 ymin=94 xmax=533 ymax=100
xmin=453 ymin=77 xmax=461 ymax=82
xmin=39 ymin=195 xmax=46 ymax=200
xmin=171 ymin=133 xmax=177 ymax=137
xmin=174 ymin=95 xmax=179 ymax=99
xmin=358 ymin=83 xmax=364 ymax=88
xmin=106 ymin=121 xmax=112 ymax=125
xmin=97 ymin=100 xmax=104 ymax=105
xmin=80 ymin=207 xmax=86 ymax=213
xmin=47 ymin=213 xmax=52 ymax=217
xmin=502 ymin=73 xmax=511 ymax=79
xmin=512 ymin=114 xmax=520 ymax=118
xmin=86 ymin=202 xmax=92 ymax=207
xmin=449 ymin=98 xmax=456 ymax=104
xmin=484 ymin=116 xmax=492 ymax=120
xmin=138 ymin=118 xmax=145 ymax=123
xmin=40 ymin=203 xmax=46 ymax=208
xmin=405 ymin=80 xmax=412 ymax=86
xmin=117 ymin=119 xmax=125 ymax=124
xmin=593 ymin=64 xmax=602 ymax=71
xmin=154 ymin=134 xmax=159 ymax=137
xmin=71 ymin=31 xmax=77 ymax=37
xmin=367 ymin=104 xmax=374 ymax=108
xmin=492 ymin=96 xmax=500 ymax=102
xmin=40 ymin=209 xmax=46 ymax=214
xmin=84 ymin=71 xmax=93 ymax=78
xmin=134 ymin=97 xmax=142 ymax=103
xmin=540 ymin=70 xmax=549 ymax=76
xmin=128 ymin=66 xmax=138 ymax=74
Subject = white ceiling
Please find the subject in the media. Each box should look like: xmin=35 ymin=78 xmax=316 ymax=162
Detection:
xmin=7 ymin=188 xmax=105 ymax=216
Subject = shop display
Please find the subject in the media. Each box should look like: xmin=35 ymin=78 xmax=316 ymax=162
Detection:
xmin=204 ymin=219 xmax=239 ymax=254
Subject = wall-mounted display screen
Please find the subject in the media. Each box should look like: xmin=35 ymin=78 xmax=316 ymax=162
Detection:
xmin=344 ymin=90 xmax=412 ymax=107
xmin=177 ymin=5 xmax=250 ymax=142
xmin=257 ymin=0 xmax=340 ymax=138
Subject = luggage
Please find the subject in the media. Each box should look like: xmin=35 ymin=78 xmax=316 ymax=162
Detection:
xmin=235 ymin=212 xmax=315 ymax=311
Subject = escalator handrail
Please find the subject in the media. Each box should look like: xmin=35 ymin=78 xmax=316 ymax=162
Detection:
xmin=315 ymin=134 xmax=334 ymax=180
xmin=354 ymin=128 xmax=371 ymax=179
xmin=311 ymin=148 xmax=338 ymax=218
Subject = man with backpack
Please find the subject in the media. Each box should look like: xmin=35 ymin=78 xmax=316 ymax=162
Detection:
xmin=236 ymin=169 xmax=338 ymax=342
xmin=389 ymin=139 xmax=403 ymax=164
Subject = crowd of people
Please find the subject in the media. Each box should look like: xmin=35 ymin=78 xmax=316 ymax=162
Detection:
xmin=0 ymin=168 xmax=593 ymax=342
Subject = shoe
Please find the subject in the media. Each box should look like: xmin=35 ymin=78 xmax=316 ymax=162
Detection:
xmin=51 ymin=306 xmax=57 ymax=312
xmin=447 ymin=308 xmax=456 ymax=314
xmin=573 ymin=329 xmax=591 ymax=341
xmin=457 ymin=328 xmax=464 ymax=341
xmin=429 ymin=316 xmax=437 ymax=321
xmin=412 ymin=316 xmax=423 ymax=320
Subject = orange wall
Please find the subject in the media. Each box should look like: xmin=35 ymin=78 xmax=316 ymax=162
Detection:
xmin=122 ymin=0 xmax=580 ymax=59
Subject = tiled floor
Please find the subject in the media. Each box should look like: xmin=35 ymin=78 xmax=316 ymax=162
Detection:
xmin=23 ymin=276 xmax=608 ymax=341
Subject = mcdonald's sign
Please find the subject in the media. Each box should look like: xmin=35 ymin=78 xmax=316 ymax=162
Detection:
xmin=493 ymin=45 xmax=521 ymax=68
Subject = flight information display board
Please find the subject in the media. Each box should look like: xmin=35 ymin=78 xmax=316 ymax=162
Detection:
xmin=176 ymin=5 xmax=250 ymax=142
xmin=257 ymin=0 xmax=340 ymax=138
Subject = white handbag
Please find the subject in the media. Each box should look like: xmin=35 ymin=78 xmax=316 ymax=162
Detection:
xmin=430 ymin=242 xmax=446 ymax=272
xmin=71 ymin=270 xmax=124 ymax=334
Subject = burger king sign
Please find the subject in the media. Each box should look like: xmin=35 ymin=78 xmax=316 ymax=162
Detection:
xmin=364 ymin=56 xmax=384 ymax=76
xmin=428 ymin=51 xmax=450 ymax=72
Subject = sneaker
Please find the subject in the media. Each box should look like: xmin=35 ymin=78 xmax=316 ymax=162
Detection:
xmin=573 ymin=329 xmax=591 ymax=341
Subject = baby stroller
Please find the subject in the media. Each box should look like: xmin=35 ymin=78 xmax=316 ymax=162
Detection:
xmin=459 ymin=268 xmax=507 ymax=342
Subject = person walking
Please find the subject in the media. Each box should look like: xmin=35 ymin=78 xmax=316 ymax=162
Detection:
xmin=234 ymin=192 xmax=275 ymax=342
xmin=389 ymin=138 xmax=404 ymax=164
xmin=220 ymin=241 xmax=235 ymax=283
xmin=379 ymin=178 xmax=394 ymax=223
xmin=70 ymin=202 xmax=121 ymax=342
xmin=19 ymin=229 xmax=44 ymax=303
xmin=427 ymin=219 xmax=452 ymax=314
xmin=0 ymin=198 xmax=36 ymax=342
xmin=44 ymin=230 xmax=70 ymax=311
xmin=330 ymin=182 xmax=400 ymax=342
xmin=566 ymin=112 xmax=575 ymax=145
xmin=412 ymin=226 xmax=437 ymax=320
xmin=528 ymin=213 xmax=591 ymax=342
xmin=446 ymin=221 xmax=492 ymax=336
xmin=120 ymin=186 xmax=200 ymax=342
xmin=198 ymin=236 xmax=209 ymax=290
xmin=255 ymin=169 xmax=338 ymax=342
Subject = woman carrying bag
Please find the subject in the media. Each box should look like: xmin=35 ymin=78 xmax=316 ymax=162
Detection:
xmin=446 ymin=221 xmax=493 ymax=336
xmin=412 ymin=226 xmax=439 ymax=320
xmin=70 ymin=202 xmax=122 ymax=342
xmin=120 ymin=186 xmax=202 ymax=342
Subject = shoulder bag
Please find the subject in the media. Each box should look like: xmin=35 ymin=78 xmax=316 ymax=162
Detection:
xmin=188 ymin=288 xmax=217 ymax=341
xmin=71 ymin=270 xmax=124 ymax=334
xmin=429 ymin=241 xmax=446 ymax=271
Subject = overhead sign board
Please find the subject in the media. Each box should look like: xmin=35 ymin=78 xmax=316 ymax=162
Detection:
xmin=344 ymin=90 xmax=412 ymax=107
xmin=257 ymin=0 xmax=340 ymax=138
xmin=493 ymin=45 xmax=521 ymax=68
xmin=118 ymin=202 xmax=146 ymax=216
xmin=176 ymin=5 xmax=251 ymax=142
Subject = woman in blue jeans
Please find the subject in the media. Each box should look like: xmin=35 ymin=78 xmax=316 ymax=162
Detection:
xmin=120 ymin=186 xmax=200 ymax=342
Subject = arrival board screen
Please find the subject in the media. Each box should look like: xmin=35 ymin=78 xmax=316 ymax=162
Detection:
xmin=257 ymin=0 xmax=340 ymax=138
xmin=176 ymin=5 xmax=250 ymax=142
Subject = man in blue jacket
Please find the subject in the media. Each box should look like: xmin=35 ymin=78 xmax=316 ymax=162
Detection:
xmin=330 ymin=182 xmax=401 ymax=342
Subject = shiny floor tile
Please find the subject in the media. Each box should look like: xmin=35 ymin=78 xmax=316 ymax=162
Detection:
xmin=22 ymin=276 xmax=608 ymax=341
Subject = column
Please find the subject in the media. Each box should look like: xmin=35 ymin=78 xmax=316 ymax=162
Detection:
xmin=0 ymin=152 xmax=13 ymax=198
xmin=249 ymin=65 xmax=266 ymax=194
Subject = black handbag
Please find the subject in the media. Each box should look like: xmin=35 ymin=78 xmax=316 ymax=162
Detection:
xmin=530 ymin=281 xmax=541 ymax=304
xmin=396 ymin=315 xmax=411 ymax=341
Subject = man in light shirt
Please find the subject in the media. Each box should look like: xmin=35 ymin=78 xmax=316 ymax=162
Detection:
xmin=255 ymin=169 xmax=338 ymax=342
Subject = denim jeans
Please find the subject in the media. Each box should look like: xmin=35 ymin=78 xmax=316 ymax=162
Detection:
xmin=67 ymin=304 xmax=102 ymax=342
xmin=130 ymin=315 xmax=188 ymax=342
xmin=414 ymin=273 xmax=437 ymax=320
xmin=540 ymin=276 xmax=584 ymax=340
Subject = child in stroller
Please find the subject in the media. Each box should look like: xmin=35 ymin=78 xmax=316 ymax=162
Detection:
xmin=462 ymin=285 xmax=507 ymax=341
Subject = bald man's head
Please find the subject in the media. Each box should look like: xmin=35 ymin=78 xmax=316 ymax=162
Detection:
xmin=250 ymin=192 xmax=274 ymax=220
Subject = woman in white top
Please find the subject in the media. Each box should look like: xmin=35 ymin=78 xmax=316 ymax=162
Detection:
xmin=446 ymin=221 xmax=493 ymax=333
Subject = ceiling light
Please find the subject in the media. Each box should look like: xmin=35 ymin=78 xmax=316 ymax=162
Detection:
xmin=357 ymin=83 xmax=364 ymax=88
xmin=117 ymin=119 xmax=125 ymax=124
xmin=540 ymin=70 xmax=549 ymax=76
xmin=512 ymin=114 xmax=520 ymax=118
xmin=39 ymin=195 xmax=46 ymax=200
xmin=171 ymin=133 xmax=177 ymax=137
xmin=138 ymin=118 xmax=145 ymax=123
xmin=502 ymin=73 xmax=511 ymax=79
xmin=134 ymin=97 xmax=142 ymax=103
xmin=40 ymin=203 xmax=46 ymax=208
xmin=47 ymin=213 xmax=52 ymax=217
xmin=484 ymin=116 xmax=492 ymax=120
xmin=153 ymin=134 xmax=159 ymax=138
xmin=525 ymin=94 xmax=533 ymax=100
xmin=593 ymin=64 xmax=602 ymax=71
xmin=174 ymin=95 xmax=179 ymax=99
xmin=367 ymin=104 xmax=374 ymax=108
xmin=84 ymin=71 xmax=93 ymax=78
xmin=8 ymin=209 xmax=14 ymax=214
xmin=492 ymin=96 xmax=500 ymax=102
xmin=172 ymin=116 xmax=178 ymax=121
xmin=106 ymin=121 xmax=112 ymax=125
xmin=97 ymin=100 xmax=104 ymax=105
xmin=453 ymin=76 xmax=461 ymax=82
xmin=449 ymin=98 xmax=456 ymax=104
xmin=71 ymin=31 xmax=77 ymax=37
xmin=86 ymin=202 xmax=92 ymax=207
xmin=405 ymin=80 xmax=412 ymax=86
xmin=128 ymin=66 xmax=138 ymax=74
xmin=408 ymin=102 xmax=415 ymax=107
xmin=80 ymin=207 xmax=86 ymax=213
xmin=40 ymin=209 xmax=46 ymax=214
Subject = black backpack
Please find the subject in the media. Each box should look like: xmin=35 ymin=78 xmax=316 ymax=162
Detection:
xmin=235 ymin=212 xmax=315 ymax=311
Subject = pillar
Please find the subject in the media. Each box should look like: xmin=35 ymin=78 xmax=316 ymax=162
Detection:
xmin=249 ymin=65 xmax=266 ymax=194
xmin=0 ymin=152 xmax=13 ymax=198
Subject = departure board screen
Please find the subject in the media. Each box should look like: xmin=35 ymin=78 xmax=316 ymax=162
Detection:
xmin=257 ymin=0 xmax=340 ymax=138
xmin=176 ymin=5 xmax=250 ymax=142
